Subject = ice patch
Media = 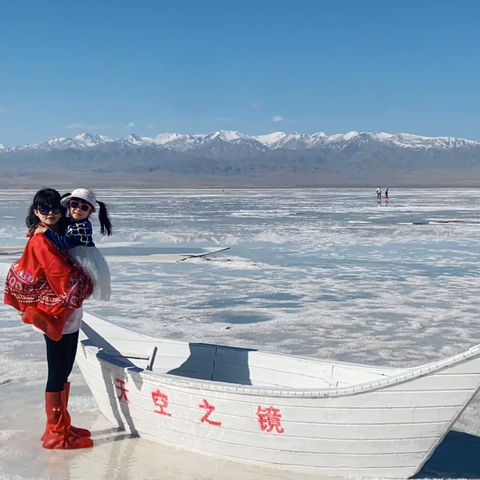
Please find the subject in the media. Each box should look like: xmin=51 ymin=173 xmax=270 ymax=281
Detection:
xmin=230 ymin=211 xmax=296 ymax=218
xmin=0 ymin=430 xmax=16 ymax=441
xmin=68 ymin=394 xmax=99 ymax=413
xmin=188 ymin=256 xmax=264 ymax=270
xmin=253 ymin=232 xmax=290 ymax=244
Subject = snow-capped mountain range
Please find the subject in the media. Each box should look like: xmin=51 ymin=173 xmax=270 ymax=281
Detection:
xmin=1 ymin=130 xmax=479 ymax=153
xmin=2 ymin=130 xmax=480 ymax=186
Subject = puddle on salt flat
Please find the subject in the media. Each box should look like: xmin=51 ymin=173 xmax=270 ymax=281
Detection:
xmin=211 ymin=311 xmax=272 ymax=324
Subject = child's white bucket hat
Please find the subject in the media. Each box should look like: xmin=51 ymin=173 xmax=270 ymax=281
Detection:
xmin=61 ymin=188 xmax=97 ymax=212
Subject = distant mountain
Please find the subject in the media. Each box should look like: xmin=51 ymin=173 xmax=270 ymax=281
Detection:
xmin=17 ymin=133 xmax=114 ymax=151
xmin=4 ymin=129 xmax=478 ymax=153
xmin=253 ymin=132 xmax=287 ymax=146
xmin=153 ymin=133 xmax=204 ymax=150
xmin=2 ymin=130 xmax=480 ymax=187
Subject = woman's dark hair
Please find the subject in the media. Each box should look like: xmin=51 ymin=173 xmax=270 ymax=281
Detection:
xmin=65 ymin=192 xmax=113 ymax=236
xmin=58 ymin=192 xmax=72 ymax=232
xmin=26 ymin=188 xmax=66 ymax=230
xmin=97 ymin=201 xmax=112 ymax=236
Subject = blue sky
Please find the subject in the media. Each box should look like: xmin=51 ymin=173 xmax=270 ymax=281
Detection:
xmin=1 ymin=0 xmax=480 ymax=145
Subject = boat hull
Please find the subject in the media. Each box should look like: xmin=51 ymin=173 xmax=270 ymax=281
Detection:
xmin=77 ymin=313 xmax=480 ymax=478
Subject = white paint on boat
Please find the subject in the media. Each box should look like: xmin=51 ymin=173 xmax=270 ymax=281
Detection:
xmin=78 ymin=312 xmax=480 ymax=478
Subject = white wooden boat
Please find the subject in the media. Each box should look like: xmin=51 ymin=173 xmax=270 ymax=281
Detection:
xmin=78 ymin=312 xmax=480 ymax=478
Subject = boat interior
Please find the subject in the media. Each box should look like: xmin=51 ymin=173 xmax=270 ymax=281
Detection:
xmin=81 ymin=314 xmax=407 ymax=390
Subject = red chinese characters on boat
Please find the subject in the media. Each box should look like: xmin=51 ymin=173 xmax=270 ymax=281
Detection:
xmin=152 ymin=390 xmax=172 ymax=417
xmin=121 ymin=384 xmax=286 ymax=434
xmin=257 ymin=406 xmax=284 ymax=433
xmin=199 ymin=399 xmax=222 ymax=426
xmin=115 ymin=379 xmax=130 ymax=403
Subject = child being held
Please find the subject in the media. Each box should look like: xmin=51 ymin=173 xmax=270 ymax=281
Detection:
xmin=38 ymin=188 xmax=112 ymax=301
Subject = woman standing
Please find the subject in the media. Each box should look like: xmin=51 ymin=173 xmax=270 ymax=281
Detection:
xmin=4 ymin=188 xmax=94 ymax=450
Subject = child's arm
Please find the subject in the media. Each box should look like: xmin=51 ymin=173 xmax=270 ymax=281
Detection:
xmin=44 ymin=221 xmax=94 ymax=250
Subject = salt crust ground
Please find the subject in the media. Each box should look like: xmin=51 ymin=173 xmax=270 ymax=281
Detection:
xmin=1 ymin=188 xmax=480 ymax=479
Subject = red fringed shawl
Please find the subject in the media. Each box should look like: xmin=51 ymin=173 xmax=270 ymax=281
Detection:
xmin=4 ymin=234 xmax=93 ymax=327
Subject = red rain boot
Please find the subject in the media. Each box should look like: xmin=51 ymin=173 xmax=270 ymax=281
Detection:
xmin=23 ymin=306 xmax=63 ymax=341
xmin=41 ymin=391 xmax=93 ymax=450
xmin=63 ymin=382 xmax=91 ymax=437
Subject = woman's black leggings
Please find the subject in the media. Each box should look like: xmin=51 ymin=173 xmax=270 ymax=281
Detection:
xmin=44 ymin=330 xmax=79 ymax=392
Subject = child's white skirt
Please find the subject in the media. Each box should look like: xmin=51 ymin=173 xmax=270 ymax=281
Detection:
xmin=69 ymin=246 xmax=111 ymax=301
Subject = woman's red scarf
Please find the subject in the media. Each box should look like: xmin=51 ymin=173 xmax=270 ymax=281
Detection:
xmin=4 ymin=233 xmax=93 ymax=333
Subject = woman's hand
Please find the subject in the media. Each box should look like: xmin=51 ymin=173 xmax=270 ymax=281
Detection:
xmin=35 ymin=226 xmax=48 ymax=235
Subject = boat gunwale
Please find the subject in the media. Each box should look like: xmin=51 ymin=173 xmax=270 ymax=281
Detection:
xmin=80 ymin=313 xmax=480 ymax=399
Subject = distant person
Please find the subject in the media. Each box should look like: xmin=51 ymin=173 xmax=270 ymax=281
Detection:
xmin=385 ymin=188 xmax=389 ymax=204
xmin=376 ymin=187 xmax=382 ymax=204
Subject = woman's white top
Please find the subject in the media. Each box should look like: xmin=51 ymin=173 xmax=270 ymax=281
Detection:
xmin=32 ymin=307 xmax=83 ymax=336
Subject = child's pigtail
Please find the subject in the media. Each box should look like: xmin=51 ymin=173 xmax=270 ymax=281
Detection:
xmin=97 ymin=201 xmax=113 ymax=236
xmin=59 ymin=192 xmax=71 ymax=233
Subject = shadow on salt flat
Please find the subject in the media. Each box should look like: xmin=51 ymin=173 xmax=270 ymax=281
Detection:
xmin=416 ymin=430 xmax=480 ymax=479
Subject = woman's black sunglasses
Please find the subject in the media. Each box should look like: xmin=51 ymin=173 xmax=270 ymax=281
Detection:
xmin=37 ymin=205 xmax=62 ymax=215
xmin=70 ymin=200 xmax=91 ymax=212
